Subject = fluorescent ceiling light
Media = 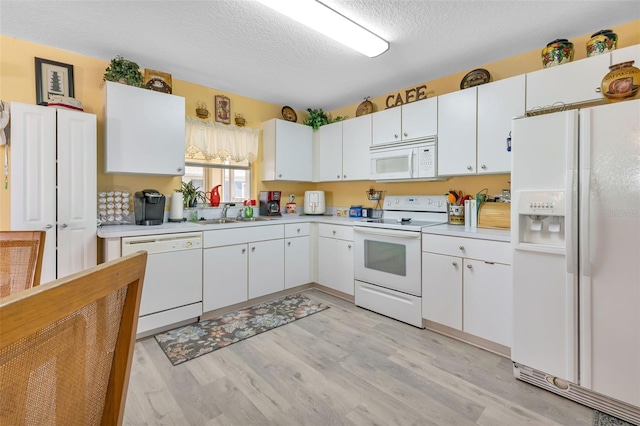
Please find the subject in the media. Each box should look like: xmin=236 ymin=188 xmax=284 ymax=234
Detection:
xmin=256 ymin=0 xmax=389 ymax=58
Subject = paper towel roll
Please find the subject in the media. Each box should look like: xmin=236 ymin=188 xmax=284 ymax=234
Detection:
xmin=170 ymin=192 xmax=184 ymax=220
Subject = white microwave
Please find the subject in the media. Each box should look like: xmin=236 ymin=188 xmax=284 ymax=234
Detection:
xmin=370 ymin=139 xmax=437 ymax=181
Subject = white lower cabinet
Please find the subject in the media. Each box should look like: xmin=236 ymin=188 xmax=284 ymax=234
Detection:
xmin=284 ymin=223 xmax=311 ymax=289
xmin=422 ymin=233 xmax=512 ymax=347
xmin=203 ymin=225 xmax=284 ymax=312
xmin=317 ymin=224 xmax=354 ymax=295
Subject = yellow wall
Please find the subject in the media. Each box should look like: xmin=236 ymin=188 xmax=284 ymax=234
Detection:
xmin=2 ymin=20 xmax=639 ymax=226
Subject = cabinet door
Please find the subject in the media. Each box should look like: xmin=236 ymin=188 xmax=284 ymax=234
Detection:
xmin=104 ymin=81 xmax=185 ymax=176
xmin=318 ymin=237 xmax=354 ymax=295
xmin=477 ymin=75 xmax=525 ymax=174
xmin=10 ymin=103 xmax=57 ymax=283
xmin=371 ymin=107 xmax=401 ymax=146
xmin=56 ymin=109 xmax=97 ymax=279
xmin=401 ymin=97 xmax=438 ymax=141
xmin=463 ymin=260 xmax=512 ymax=347
xmin=203 ymin=244 xmax=248 ymax=312
xmin=611 ymin=44 xmax=640 ymax=66
xmin=274 ymin=120 xmax=313 ymax=181
xmin=422 ymin=252 xmax=463 ymax=330
xmin=342 ymin=115 xmax=371 ymax=181
xmin=285 ymin=236 xmax=311 ymax=288
xmin=437 ymin=88 xmax=477 ymax=176
xmin=525 ymin=54 xmax=611 ymax=111
xmin=316 ymin=121 xmax=343 ymax=181
xmin=248 ymin=239 xmax=284 ymax=299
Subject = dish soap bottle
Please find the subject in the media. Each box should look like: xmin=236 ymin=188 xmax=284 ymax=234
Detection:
xmin=244 ymin=200 xmax=254 ymax=218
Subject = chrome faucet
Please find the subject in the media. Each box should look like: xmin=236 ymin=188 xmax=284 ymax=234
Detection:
xmin=221 ymin=202 xmax=236 ymax=218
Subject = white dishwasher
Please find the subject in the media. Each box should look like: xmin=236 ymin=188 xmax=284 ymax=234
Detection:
xmin=122 ymin=232 xmax=203 ymax=337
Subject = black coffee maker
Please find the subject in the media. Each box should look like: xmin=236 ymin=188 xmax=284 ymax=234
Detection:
xmin=259 ymin=191 xmax=282 ymax=216
xmin=134 ymin=189 xmax=166 ymax=225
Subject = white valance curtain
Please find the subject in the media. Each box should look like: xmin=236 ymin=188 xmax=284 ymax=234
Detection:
xmin=185 ymin=117 xmax=259 ymax=162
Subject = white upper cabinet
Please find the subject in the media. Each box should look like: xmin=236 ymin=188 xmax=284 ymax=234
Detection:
xmin=437 ymin=88 xmax=477 ymax=176
xmin=611 ymin=44 xmax=640 ymax=66
xmin=525 ymin=53 xmax=611 ymax=111
xmin=372 ymin=97 xmax=437 ymax=146
xmin=315 ymin=115 xmax=371 ymax=182
xmin=477 ymin=74 xmax=525 ymax=174
xmin=104 ymin=81 xmax=185 ymax=176
xmin=262 ymin=118 xmax=313 ymax=181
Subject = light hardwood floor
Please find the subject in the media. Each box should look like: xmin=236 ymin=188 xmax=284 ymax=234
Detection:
xmin=124 ymin=289 xmax=593 ymax=425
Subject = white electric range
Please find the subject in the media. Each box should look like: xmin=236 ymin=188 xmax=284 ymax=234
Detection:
xmin=353 ymin=194 xmax=448 ymax=327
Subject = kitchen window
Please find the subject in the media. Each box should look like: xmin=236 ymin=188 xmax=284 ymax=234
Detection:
xmin=183 ymin=159 xmax=251 ymax=203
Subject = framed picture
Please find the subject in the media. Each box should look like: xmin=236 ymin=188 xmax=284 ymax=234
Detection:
xmin=35 ymin=57 xmax=74 ymax=106
xmin=215 ymin=95 xmax=231 ymax=124
xmin=144 ymin=68 xmax=172 ymax=94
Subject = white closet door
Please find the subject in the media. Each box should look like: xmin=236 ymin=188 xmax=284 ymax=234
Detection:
xmin=10 ymin=103 xmax=56 ymax=283
xmin=57 ymin=109 xmax=97 ymax=279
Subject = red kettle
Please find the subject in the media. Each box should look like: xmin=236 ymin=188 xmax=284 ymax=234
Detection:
xmin=206 ymin=185 xmax=221 ymax=207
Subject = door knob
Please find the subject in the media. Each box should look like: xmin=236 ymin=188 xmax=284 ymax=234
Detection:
xmin=287 ymin=241 xmax=291 ymax=246
xmin=452 ymin=261 xmax=458 ymax=267
xmin=60 ymin=223 xmax=68 ymax=228
xmin=467 ymin=165 xmax=473 ymax=171
xmin=467 ymin=264 xmax=472 ymax=269
xmin=45 ymin=224 xmax=53 ymax=229
xmin=481 ymin=164 xmax=487 ymax=169
xmin=459 ymin=245 xmax=465 ymax=251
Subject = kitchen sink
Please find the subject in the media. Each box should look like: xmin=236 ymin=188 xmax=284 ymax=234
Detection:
xmin=237 ymin=217 xmax=272 ymax=222
xmin=194 ymin=218 xmax=238 ymax=225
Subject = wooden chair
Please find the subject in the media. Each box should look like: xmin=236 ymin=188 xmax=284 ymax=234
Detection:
xmin=0 ymin=251 xmax=147 ymax=425
xmin=0 ymin=230 xmax=46 ymax=297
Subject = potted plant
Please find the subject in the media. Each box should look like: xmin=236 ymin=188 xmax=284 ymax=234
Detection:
xmin=103 ymin=55 xmax=144 ymax=87
xmin=177 ymin=181 xmax=206 ymax=208
xmin=303 ymin=108 xmax=347 ymax=130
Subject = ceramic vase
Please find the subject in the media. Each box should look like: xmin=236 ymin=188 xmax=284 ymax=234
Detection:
xmin=541 ymin=39 xmax=574 ymax=68
xmin=601 ymin=61 xmax=640 ymax=103
xmin=587 ymin=29 xmax=618 ymax=57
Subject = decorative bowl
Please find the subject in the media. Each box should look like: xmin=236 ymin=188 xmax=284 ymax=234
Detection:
xmin=541 ymin=39 xmax=574 ymax=68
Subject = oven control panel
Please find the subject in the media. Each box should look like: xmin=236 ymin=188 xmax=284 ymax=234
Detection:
xmin=385 ymin=195 xmax=447 ymax=212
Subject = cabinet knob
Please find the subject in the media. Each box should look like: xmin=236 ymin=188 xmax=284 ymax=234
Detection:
xmin=343 ymin=175 xmax=346 ymax=179
xmin=242 ymin=248 xmax=246 ymax=254
xmin=333 ymin=230 xmax=336 ymax=235
xmin=278 ymin=174 xmax=282 ymax=178
xmin=337 ymin=174 xmax=341 ymax=179
xmin=459 ymin=245 xmax=465 ymax=251
xmin=467 ymin=264 xmax=473 ymax=269
xmin=251 ymin=246 xmax=256 ymax=252
xmin=480 ymin=164 xmax=487 ymax=169
xmin=452 ymin=261 xmax=458 ymax=267
xmin=348 ymin=244 xmax=352 ymax=249
xmin=45 ymin=224 xmax=53 ymax=229
xmin=394 ymin=134 xmax=399 ymax=139
xmin=60 ymin=223 xmax=68 ymax=228
xmin=595 ymin=87 xmax=602 ymax=93
xmin=466 ymin=165 xmax=473 ymax=171
xmin=287 ymin=241 xmax=291 ymax=246
xmin=177 ymin=167 xmax=183 ymax=172
xmin=297 ymin=228 xmax=301 ymax=233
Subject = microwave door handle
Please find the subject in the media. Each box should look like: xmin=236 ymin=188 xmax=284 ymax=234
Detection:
xmin=410 ymin=150 xmax=415 ymax=177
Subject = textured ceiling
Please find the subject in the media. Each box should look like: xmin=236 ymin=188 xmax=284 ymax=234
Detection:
xmin=1 ymin=1 xmax=639 ymax=111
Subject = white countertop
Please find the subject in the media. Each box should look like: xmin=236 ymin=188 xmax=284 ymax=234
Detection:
xmin=97 ymin=214 xmax=362 ymax=238
xmin=422 ymin=223 xmax=511 ymax=242
xmin=98 ymin=214 xmax=512 ymax=242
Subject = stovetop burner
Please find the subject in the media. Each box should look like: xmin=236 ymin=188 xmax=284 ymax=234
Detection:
xmin=355 ymin=194 xmax=448 ymax=231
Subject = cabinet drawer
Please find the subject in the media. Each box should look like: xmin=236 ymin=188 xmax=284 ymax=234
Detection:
xmin=285 ymin=222 xmax=310 ymax=238
xmin=318 ymin=223 xmax=353 ymax=240
xmin=422 ymin=234 xmax=511 ymax=264
xmin=204 ymin=224 xmax=284 ymax=248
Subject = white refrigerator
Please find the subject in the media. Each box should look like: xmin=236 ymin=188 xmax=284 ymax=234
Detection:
xmin=510 ymin=99 xmax=640 ymax=424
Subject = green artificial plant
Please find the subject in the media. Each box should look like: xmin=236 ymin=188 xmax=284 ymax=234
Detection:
xmin=103 ymin=55 xmax=144 ymax=87
xmin=303 ymin=108 xmax=347 ymax=130
xmin=177 ymin=181 xmax=206 ymax=208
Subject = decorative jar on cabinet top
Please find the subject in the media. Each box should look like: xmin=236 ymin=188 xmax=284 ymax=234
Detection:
xmin=587 ymin=29 xmax=618 ymax=57
xmin=541 ymin=39 xmax=574 ymax=68
xmin=601 ymin=61 xmax=640 ymax=103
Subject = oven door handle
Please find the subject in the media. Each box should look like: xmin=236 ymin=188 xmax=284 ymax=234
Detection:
xmin=354 ymin=227 xmax=421 ymax=239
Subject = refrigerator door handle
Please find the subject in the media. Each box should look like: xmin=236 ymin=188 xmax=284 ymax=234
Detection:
xmin=566 ymin=170 xmax=577 ymax=275
xmin=581 ymin=168 xmax=592 ymax=277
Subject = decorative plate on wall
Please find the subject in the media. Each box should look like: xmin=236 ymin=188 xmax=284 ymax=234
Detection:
xmin=356 ymin=97 xmax=374 ymax=116
xmin=460 ymin=68 xmax=491 ymax=90
xmin=282 ymin=106 xmax=297 ymax=122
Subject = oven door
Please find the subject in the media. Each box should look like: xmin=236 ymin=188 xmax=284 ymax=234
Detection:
xmin=353 ymin=226 xmax=422 ymax=296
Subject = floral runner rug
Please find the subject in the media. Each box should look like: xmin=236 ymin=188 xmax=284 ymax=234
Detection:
xmin=155 ymin=293 xmax=329 ymax=365
xmin=593 ymin=410 xmax=636 ymax=426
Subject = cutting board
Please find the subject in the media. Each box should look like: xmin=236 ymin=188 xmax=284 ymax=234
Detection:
xmin=478 ymin=202 xmax=511 ymax=229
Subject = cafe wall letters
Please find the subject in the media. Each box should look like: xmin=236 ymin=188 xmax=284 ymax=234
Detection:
xmin=385 ymin=84 xmax=430 ymax=109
